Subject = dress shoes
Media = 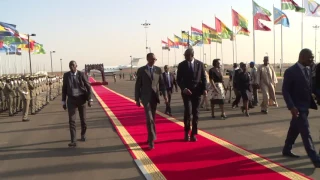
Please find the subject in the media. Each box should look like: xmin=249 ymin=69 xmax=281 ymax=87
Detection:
xmin=68 ymin=142 xmax=77 ymax=147
xmin=184 ymin=132 xmax=190 ymax=141
xmin=80 ymin=136 xmax=86 ymax=142
xmin=148 ymin=141 xmax=154 ymax=150
xmin=282 ymin=151 xmax=300 ymax=158
xmin=22 ymin=119 xmax=30 ymax=122
xmin=190 ymin=135 xmax=197 ymax=142
xmin=313 ymin=161 xmax=320 ymax=168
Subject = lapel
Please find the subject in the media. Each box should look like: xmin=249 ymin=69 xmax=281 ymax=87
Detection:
xmin=144 ymin=66 xmax=152 ymax=80
xmin=294 ymin=64 xmax=310 ymax=88
xmin=193 ymin=60 xmax=199 ymax=77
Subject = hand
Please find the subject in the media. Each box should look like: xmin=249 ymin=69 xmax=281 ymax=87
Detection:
xmin=203 ymin=90 xmax=207 ymax=96
xmin=183 ymin=88 xmax=192 ymax=95
xmin=63 ymin=105 xmax=67 ymax=110
xmin=88 ymin=101 xmax=93 ymax=107
xmin=164 ymin=97 xmax=168 ymax=104
xmin=136 ymin=101 xmax=141 ymax=107
xmin=290 ymin=107 xmax=299 ymax=118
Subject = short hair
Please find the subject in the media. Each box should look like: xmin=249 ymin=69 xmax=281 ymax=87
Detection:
xmin=240 ymin=62 xmax=246 ymax=67
xmin=164 ymin=65 xmax=169 ymax=69
xmin=212 ymin=59 xmax=220 ymax=67
xmin=184 ymin=48 xmax=194 ymax=56
xmin=146 ymin=53 xmax=154 ymax=59
xmin=69 ymin=60 xmax=77 ymax=66
xmin=264 ymin=56 xmax=269 ymax=60
xmin=299 ymin=48 xmax=312 ymax=60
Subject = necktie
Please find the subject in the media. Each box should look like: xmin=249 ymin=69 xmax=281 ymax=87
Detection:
xmin=150 ymin=68 xmax=153 ymax=80
xmin=189 ymin=62 xmax=193 ymax=73
xmin=72 ymin=74 xmax=77 ymax=88
xmin=304 ymin=68 xmax=309 ymax=79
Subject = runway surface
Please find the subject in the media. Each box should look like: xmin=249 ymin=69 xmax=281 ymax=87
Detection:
xmin=0 ymin=75 xmax=319 ymax=179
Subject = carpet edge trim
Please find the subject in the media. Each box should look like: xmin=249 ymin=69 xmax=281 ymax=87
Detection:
xmin=100 ymin=83 xmax=310 ymax=180
xmin=91 ymin=84 xmax=166 ymax=180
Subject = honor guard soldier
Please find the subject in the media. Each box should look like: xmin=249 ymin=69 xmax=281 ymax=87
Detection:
xmin=19 ymin=75 xmax=30 ymax=121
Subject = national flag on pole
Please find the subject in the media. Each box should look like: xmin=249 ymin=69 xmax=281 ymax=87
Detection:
xmin=202 ymin=23 xmax=222 ymax=44
xmin=274 ymin=7 xmax=290 ymax=27
xmin=174 ymin=34 xmax=186 ymax=46
xmin=168 ymin=38 xmax=179 ymax=48
xmin=237 ymin=27 xmax=250 ymax=36
xmin=253 ymin=1 xmax=272 ymax=21
xmin=33 ymin=43 xmax=46 ymax=55
xmin=181 ymin=31 xmax=191 ymax=46
xmin=162 ymin=40 xmax=169 ymax=50
xmin=281 ymin=0 xmax=305 ymax=12
xmin=304 ymin=0 xmax=320 ymax=17
xmin=191 ymin=27 xmax=203 ymax=41
xmin=215 ymin=17 xmax=233 ymax=40
xmin=232 ymin=9 xmax=249 ymax=29
xmin=254 ymin=16 xmax=271 ymax=31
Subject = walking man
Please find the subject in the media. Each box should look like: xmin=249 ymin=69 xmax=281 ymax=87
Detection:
xmin=250 ymin=62 xmax=259 ymax=106
xmin=162 ymin=65 xmax=178 ymax=116
xmin=62 ymin=60 xmax=93 ymax=147
xmin=177 ymin=48 xmax=207 ymax=142
xmin=135 ymin=53 xmax=168 ymax=150
xmin=282 ymin=49 xmax=320 ymax=167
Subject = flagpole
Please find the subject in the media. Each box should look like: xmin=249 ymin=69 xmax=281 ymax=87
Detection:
xmin=210 ymin=43 xmax=212 ymax=63
xmin=174 ymin=48 xmax=176 ymax=66
xmin=231 ymin=6 xmax=235 ymax=64
xmin=168 ymin=49 xmax=169 ymax=66
xmin=281 ymin=22 xmax=283 ymax=76
xmin=221 ymin=43 xmax=224 ymax=72
xmin=301 ymin=0 xmax=304 ymax=49
xmin=252 ymin=0 xmax=256 ymax=63
xmin=161 ymin=40 xmax=164 ymax=66
xmin=235 ymin=32 xmax=238 ymax=63
xmin=202 ymin=20 xmax=205 ymax=63
xmin=273 ymin=4 xmax=276 ymax=69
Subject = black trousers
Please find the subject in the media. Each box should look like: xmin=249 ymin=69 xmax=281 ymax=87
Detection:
xmin=165 ymin=88 xmax=172 ymax=114
xmin=283 ymin=110 xmax=319 ymax=163
xmin=67 ymin=95 xmax=87 ymax=142
xmin=232 ymin=88 xmax=241 ymax=106
xmin=182 ymin=93 xmax=201 ymax=135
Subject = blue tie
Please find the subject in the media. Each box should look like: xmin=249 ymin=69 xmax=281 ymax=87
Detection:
xmin=150 ymin=68 xmax=153 ymax=80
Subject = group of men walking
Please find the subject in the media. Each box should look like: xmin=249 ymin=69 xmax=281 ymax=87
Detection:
xmin=0 ymin=74 xmax=62 ymax=121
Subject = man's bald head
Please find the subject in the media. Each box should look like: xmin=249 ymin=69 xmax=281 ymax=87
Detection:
xmin=298 ymin=48 xmax=314 ymax=66
xmin=184 ymin=48 xmax=194 ymax=61
xmin=69 ymin=60 xmax=77 ymax=73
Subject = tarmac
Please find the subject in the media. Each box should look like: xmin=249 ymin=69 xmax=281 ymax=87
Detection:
xmin=1 ymin=76 xmax=320 ymax=180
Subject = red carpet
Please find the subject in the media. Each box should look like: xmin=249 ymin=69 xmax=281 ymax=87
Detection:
xmin=90 ymin=78 xmax=311 ymax=180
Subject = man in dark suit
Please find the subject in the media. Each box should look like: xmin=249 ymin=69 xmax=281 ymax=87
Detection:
xmin=282 ymin=49 xmax=320 ymax=167
xmin=162 ymin=65 xmax=178 ymax=116
xmin=62 ymin=61 xmax=93 ymax=147
xmin=135 ymin=53 xmax=168 ymax=150
xmin=177 ymin=48 xmax=207 ymax=142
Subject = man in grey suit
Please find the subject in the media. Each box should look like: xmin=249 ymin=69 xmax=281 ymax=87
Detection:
xmin=135 ymin=53 xmax=168 ymax=150
xmin=62 ymin=61 xmax=93 ymax=147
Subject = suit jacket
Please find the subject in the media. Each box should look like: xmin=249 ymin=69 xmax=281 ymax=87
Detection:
xmin=162 ymin=72 xmax=178 ymax=92
xmin=62 ymin=71 xmax=92 ymax=102
xmin=282 ymin=63 xmax=317 ymax=111
xmin=135 ymin=65 xmax=167 ymax=104
xmin=176 ymin=59 xmax=207 ymax=96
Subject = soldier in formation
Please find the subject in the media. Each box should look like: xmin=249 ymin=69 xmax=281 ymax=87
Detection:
xmin=0 ymin=74 xmax=62 ymax=121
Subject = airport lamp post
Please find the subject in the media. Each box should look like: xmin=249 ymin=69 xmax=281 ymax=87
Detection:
xmin=60 ymin=58 xmax=62 ymax=76
xmin=27 ymin=33 xmax=36 ymax=74
xmin=141 ymin=20 xmax=151 ymax=55
xmin=313 ymin=25 xmax=319 ymax=63
xmin=204 ymin=53 xmax=206 ymax=64
xmin=130 ymin=55 xmax=133 ymax=80
xmin=50 ymin=51 xmax=56 ymax=74
xmin=181 ymin=31 xmax=190 ymax=47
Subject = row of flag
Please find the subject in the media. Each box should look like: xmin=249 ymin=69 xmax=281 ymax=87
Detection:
xmin=0 ymin=21 xmax=45 ymax=55
xmin=161 ymin=0 xmax=317 ymax=50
